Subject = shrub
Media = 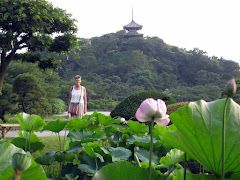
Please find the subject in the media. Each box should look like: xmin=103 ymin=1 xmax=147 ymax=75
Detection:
xmin=110 ymin=90 xmax=176 ymax=120
xmin=88 ymin=99 xmax=119 ymax=111
xmin=167 ymin=102 xmax=190 ymax=115
xmin=51 ymin=98 xmax=67 ymax=114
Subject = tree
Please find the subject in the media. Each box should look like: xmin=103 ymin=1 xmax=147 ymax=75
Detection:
xmin=0 ymin=83 xmax=17 ymax=122
xmin=13 ymin=73 xmax=51 ymax=115
xmin=0 ymin=0 xmax=79 ymax=92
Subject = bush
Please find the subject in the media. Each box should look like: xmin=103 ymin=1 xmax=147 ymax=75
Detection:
xmin=88 ymin=99 xmax=119 ymax=111
xmin=51 ymin=98 xmax=67 ymax=114
xmin=110 ymin=90 xmax=176 ymax=120
xmin=167 ymin=102 xmax=190 ymax=115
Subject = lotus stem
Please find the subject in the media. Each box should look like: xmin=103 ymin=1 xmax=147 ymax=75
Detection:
xmin=134 ymin=153 xmax=141 ymax=167
xmin=184 ymin=153 xmax=187 ymax=180
xmin=148 ymin=119 xmax=154 ymax=180
xmin=58 ymin=133 xmax=61 ymax=151
xmin=221 ymin=97 xmax=230 ymax=180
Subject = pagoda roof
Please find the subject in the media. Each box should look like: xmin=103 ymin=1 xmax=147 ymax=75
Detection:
xmin=123 ymin=31 xmax=143 ymax=38
xmin=123 ymin=20 xmax=143 ymax=30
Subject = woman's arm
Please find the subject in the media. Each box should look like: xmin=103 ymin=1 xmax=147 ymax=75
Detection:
xmin=68 ymin=86 xmax=73 ymax=113
xmin=84 ymin=88 xmax=87 ymax=114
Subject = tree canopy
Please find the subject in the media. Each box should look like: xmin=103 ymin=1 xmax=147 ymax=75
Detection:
xmin=0 ymin=0 xmax=79 ymax=92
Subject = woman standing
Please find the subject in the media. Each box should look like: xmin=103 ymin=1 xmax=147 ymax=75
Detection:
xmin=68 ymin=75 xmax=87 ymax=119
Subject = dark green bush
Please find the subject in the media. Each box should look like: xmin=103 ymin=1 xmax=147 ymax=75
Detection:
xmin=167 ymin=102 xmax=190 ymax=115
xmin=110 ymin=90 xmax=176 ymax=120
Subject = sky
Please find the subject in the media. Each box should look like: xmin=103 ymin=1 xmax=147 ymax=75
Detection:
xmin=48 ymin=0 xmax=240 ymax=63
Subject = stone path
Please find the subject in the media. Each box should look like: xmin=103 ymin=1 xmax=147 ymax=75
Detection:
xmin=5 ymin=111 xmax=110 ymax=138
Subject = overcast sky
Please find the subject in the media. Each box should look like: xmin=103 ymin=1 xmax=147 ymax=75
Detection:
xmin=48 ymin=0 xmax=240 ymax=63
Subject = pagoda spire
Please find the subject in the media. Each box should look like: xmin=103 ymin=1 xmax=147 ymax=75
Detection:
xmin=123 ymin=7 xmax=143 ymax=38
xmin=132 ymin=6 xmax=133 ymax=21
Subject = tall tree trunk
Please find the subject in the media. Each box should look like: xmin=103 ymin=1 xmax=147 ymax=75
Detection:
xmin=0 ymin=110 xmax=7 ymax=123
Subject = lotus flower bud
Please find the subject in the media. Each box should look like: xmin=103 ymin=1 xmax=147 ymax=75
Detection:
xmin=92 ymin=121 xmax=95 ymax=125
xmin=223 ymin=78 xmax=237 ymax=97
xmin=110 ymin=135 xmax=114 ymax=140
xmin=121 ymin=117 xmax=126 ymax=123
xmin=98 ymin=123 xmax=101 ymax=127
xmin=12 ymin=153 xmax=32 ymax=171
xmin=12 ymin=153 xmax=32 ymax=180
xmin=136 ymin=146 xmax=139 ymax=151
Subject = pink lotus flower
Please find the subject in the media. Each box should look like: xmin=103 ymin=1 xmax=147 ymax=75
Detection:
xmin=135 ymin=98 xmax=170 ymax=126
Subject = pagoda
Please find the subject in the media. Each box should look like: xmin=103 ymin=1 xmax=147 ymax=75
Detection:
xmin=123 ymin=9 xmax=143 ymax=38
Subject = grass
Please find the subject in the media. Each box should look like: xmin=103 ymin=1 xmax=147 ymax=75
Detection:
xmin=6 ymin=135 xmax=67 ymax=159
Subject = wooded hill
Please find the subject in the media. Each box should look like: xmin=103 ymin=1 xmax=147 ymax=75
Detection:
xmin=56 ymin=30 xmax=240 ymax=103
xmin=2 ymin=30 xmax=240 ymax=120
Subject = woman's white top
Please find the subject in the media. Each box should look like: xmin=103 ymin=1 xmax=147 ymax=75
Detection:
xmin=70 ymin=86 xmax=84 ymax=104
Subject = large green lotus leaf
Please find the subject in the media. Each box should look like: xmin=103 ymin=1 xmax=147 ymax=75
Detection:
xmin=0 ymin=142 xmax=23 ymax=176
xmin=16 ymin=112 xmax=45 ymax=132
xmin=101 ymin=147 xmax=132 ymax=162
xmin=66 ymin=118 xmax=91 ymax=131
xmin=17 ymin=131 xmax=41 ymax=142
xmin=83 ymin=144 xmax=104 ymax=162
xmin=165 ymin=98 xmax=240 ymax=176
xmin=160 ymin=149 xmax=185 ymax=167
xmin=11 ymin=137 xmax=44 ymax=152
xmin=153 ymin=124 xmax=177 ymax=140
xmin=0 ymin=142 xmax=46 ymax=179
xmin=78 ymin=155 xmax=108 ymax=174
xmin=126 ymin=135 xmax=161 ymax=148
xmin=35 ymin=155 xmax=54 ymax=165
xmin=174 ymin=173 xmax=237 ymax=180
xmin=92 ymin=161 xmax=164 ymax=180
xmin=98 ymin=113 xmax=121 ymax=126
xmin=67 ymin=130 xmax=102 ymax=143
xmin=42 ymin=119 xmax=67 ymax=133
xmin=126 ymin=120 xmax=149 ymax=136
xmin=135 ymin=147 xmax=159 ymax=165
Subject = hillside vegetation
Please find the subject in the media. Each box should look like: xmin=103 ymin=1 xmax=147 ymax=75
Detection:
xmin=2 ymin=30 xmax=240 ymax=121
xmin=57 ymin=30 xmax=240 ymax=102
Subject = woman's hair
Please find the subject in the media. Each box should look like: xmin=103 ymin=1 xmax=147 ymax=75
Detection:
xmin=75 ymin=75 xmax=81 ymax=80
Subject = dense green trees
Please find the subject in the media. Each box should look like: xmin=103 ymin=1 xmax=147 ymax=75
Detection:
xmin=0 ymin=0 xmax=79 ymax=92
xmin=1 ymin=22 xmax=240 ymax=121
xmin=57 ymin=31 xmax=240 ymax=105
xmin=1 ymin=61 xmax=65 ymax=121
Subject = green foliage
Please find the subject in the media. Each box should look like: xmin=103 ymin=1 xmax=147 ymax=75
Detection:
xmin=13 ymin=73 xmax=52 ymax=115
xmin=167 ymin=102 xmax=190 ymax=115
xmin=164 ymin=99 xmax=240 ymax=176
xmin=50 ymin=98 xmax=66 ymax=114
xmin=169 ymin=85 xmax=222 ymax=102
xmin=0 ymin=142 xmax=46 ymax=179
xmin=42 ymin=119 xmax=67 ymax=133
xmin=16 ymin=112 xmax=46 ymax=132
xmin=2 ymin=61 xmax=64 ymax=118
xmin=0 ymin=0 xmax=79 ymax=92
xmin=0 ymin=83 xmax=17 ymax=122
xmin=55 ymin=33 xmax=240 ymax=106
xmin=92 ymin=161 xmax=163 ymax=180
xmin=11 ymin=131 xmax=45 ymax=152
xmin=110 ymin=90 xmax=176 ymax=120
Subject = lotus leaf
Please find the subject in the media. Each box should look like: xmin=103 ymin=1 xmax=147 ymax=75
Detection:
xmin=165 ymin=99 xmax=240 ymax=177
